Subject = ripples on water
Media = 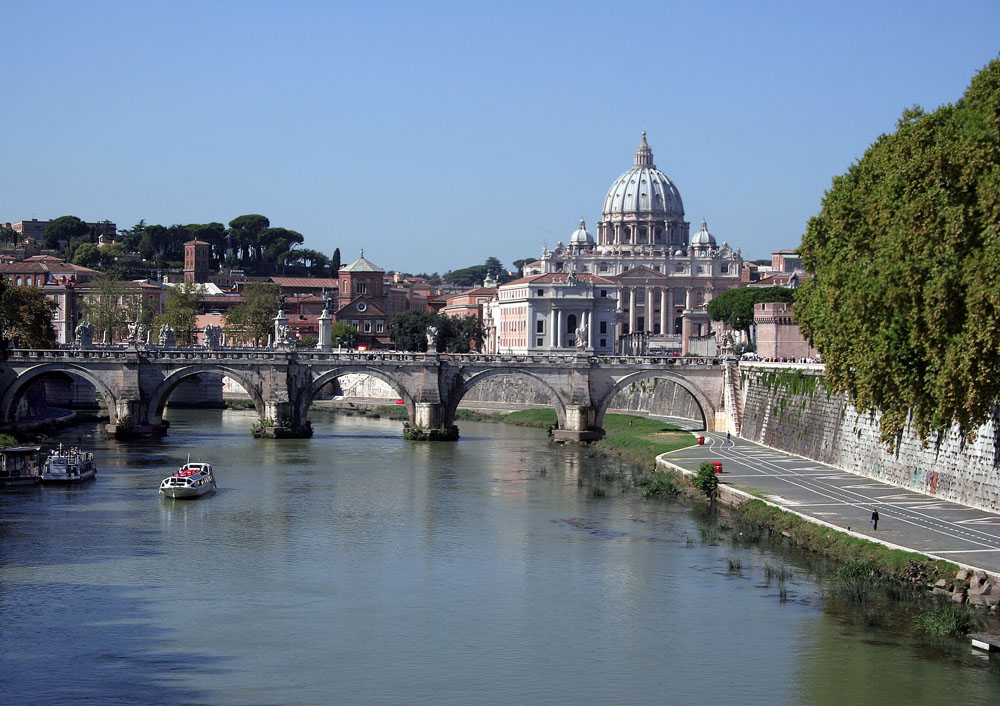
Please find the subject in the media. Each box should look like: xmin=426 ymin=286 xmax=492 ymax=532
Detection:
xmin=0 ymin=409 xmax=997 ymax=705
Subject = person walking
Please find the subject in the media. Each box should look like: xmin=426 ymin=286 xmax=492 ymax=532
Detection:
xmin=871 ymin=508 xmax=879 ymax=531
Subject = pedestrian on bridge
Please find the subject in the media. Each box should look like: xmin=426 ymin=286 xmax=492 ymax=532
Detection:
xmin=871 ymin=508 xmax=879 ymax=531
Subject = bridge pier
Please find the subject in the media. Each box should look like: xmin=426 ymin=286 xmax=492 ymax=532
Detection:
xmin=252 ymin=401 xmax=313 ymax=439
xmin=552 ymin=405 xmax=604 ymax=443
xmin=404 ymin=402 xmax=459 ymax=441
xmin=105 ymin=399 xmax=169 ymax=438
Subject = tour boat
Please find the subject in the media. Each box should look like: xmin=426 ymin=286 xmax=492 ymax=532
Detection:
xmin=41 ymin=444 xmax=97 ymax=483
xmin=159 ymin=460 xmax=216 ymax=498
xmin=0 ymin=445 xmax=43 ymax=488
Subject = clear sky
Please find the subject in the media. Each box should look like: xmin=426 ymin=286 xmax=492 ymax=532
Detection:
xmin=3 ymin=0 xmax=998 ymax=274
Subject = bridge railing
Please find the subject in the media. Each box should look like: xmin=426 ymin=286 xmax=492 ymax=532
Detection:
xmin=6 ymin=348 xmax=723 ymax=367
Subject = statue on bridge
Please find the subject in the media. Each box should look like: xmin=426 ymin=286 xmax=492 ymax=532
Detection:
xmin=425 ymin=325 xmax=438 ymax=352
xmin=74 ymin=321 xmax=95 ymax=348
xmin=275 ymin=323 xmax=291 ymax=346
xmin=203 ymin=324 xmax=222 ymax=350
xmin=127 ymin=320 xmax=146 ymax=345
xmin=157 ymin=324 xmax=176 ymax=347
xmin=575 ymin=323 xmax=588 ymax=350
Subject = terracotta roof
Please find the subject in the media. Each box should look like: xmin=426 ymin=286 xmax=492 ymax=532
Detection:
xmin=501 ymin=273 xmax=615 ymax=287
xmin=0 ymin=260 xmax=100 ymax=275
xmin=448 ymin=287 xmax=497 ymax=298
xmin=268 ymin=277 xmax=340 ymax=289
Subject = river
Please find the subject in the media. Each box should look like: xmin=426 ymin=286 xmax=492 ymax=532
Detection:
xmin=1 ymin=409 xmax=998 ymax=705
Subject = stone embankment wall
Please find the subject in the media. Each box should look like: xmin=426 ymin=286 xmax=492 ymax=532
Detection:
xmin=739 ymin=364 xmax=1000 ymax=512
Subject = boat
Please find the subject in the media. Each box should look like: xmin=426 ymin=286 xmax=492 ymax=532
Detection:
xmin=0 ymin=445 xmax=43 ymax=488
xmin=159 ymin=460 xmax=216 ymax=498
xmin=41 ymin=443 xmax=97 ymax=483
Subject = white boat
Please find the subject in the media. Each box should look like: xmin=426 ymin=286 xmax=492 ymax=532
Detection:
xmin=41 ymin=444 xmax=97 ymax=483
xmin=159 ymin=461 xmax=217 ymax=498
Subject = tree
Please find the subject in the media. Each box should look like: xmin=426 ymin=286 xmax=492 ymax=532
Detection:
xmin=83 ymin=277 xmax=127 ymax=342
xmin=43 ymin=216 xmax=90 ymax=249
xmin=388 ymin=309 xmax=439 ymax=351
xmin=117 ymin=220 xmax=147 ymax=251
xmin=70 ymin=242 xmax=102 ymax=267
xmin=228 ymin=214 xmax=270 ymax=269
xmin=158 ymin=283 xmax=203 ymax=345
xmin=331 ymin=247 xmax=341 ymax=273
xmin=691 ymin=462 xmax=719 ymax=503
xmin=437 ymin=314 xmax=484 ymax=353
xmin=224 ymin=283 xmax=281 ymax=346
xmin=331 ymin=322 xmax=359 ymax=348
xmin=795 ymin=60 xmax=1000 ymax=446
xmin=0 ymin=284 xmax=57 ymax=350
xmin=512 ymin=257 xmax=537 ymax=274
xmin=706 ymin=286 xmax=795 ymax=334
xmin=443 ymin=265 xmax=488 ymax=287
xmin=0 ymin=224 xmax=19 ymax=245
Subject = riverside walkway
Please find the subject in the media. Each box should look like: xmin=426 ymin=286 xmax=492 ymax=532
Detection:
xmin=661 ymin=432 xmax=1000 ymax=576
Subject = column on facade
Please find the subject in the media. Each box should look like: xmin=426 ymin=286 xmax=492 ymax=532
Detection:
xmin=644 ymin=285 xmax=652 ymax=334
xmin=586 ymin=310 xmax=593 ymax=348
xmin=659 ymin=289 xmax=668 ymax=335
xmin=628 ymin=288 xmax=637 ymax=334
xmin=548 ymin=308 xmax=556 ymax=349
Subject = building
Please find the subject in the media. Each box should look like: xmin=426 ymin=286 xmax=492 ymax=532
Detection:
xmin=533 ymin=134 xmax=743 ymax=354
xmin=484 ymin=272 xmax=618 ymax=354
xmin=0 ymin=255 xmax=99 ymax=287
xmin=183 ymin=239 xmax=210 ymax=283
xmin=753 ymin=302 xmax=820 ymax=361
xmin=335 ymin=252 xmax=390 ymax=349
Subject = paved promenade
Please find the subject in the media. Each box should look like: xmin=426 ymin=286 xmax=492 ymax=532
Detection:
xmin=661 ymin=431 xmax=1000 ymax=576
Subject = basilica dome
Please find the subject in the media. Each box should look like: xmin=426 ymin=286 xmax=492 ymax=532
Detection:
xmin=602 ymin=133 xmax=684 ymax=218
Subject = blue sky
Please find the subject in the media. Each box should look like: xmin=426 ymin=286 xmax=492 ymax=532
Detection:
xmin=2 ymin=1 xmax=998 ymax=273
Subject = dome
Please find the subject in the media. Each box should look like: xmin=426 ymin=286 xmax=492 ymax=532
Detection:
xmin=602 ymin=133 xmax=684 ymax=217
xmin=691 ymin=219 xmax=716 ymax=247
xmin=569 ymin=218 xmax=594 ymax=246
xmin=673 ymin=249 xmax=685 ymax=256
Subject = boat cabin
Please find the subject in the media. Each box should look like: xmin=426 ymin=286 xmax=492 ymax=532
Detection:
xmin=0 ymin=446 xmax=42 ymax=487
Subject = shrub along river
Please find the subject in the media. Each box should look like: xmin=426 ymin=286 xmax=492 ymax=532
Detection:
xmin=1 ymin=408 xmax=999 ymax=705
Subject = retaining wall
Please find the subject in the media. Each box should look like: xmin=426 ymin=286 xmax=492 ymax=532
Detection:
xmin=739 ymin=363 xmax=1000 ymax=512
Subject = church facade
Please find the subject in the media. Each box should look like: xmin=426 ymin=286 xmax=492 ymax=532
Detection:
xmin=529 ymin=133 xmax=743 ymax=354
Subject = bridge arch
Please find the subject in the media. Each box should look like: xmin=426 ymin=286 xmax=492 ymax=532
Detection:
xmin=301 ymin=367 xmax=417 ymax=424
xmin=147 ymin=365 xmax=266 ymax=423
xmin=595 ymin=370 xmax=713 ymax=431
xmin=0 ymin=363 xmax=121 ymax=425
xmin=443 ymin=368 xmax=568 ymax=429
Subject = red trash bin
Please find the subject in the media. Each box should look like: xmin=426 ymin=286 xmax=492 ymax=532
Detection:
xmin=712 ymin=462 xmax=723 ymax=474
xmin=697 ymin=436 xmax=705 ymax=445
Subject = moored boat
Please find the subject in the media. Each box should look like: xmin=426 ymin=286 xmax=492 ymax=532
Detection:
xmin=0 ymin=445 xmax=43 ymax=488
xmin=41 ymin=444 xmax=97 ymax=483
xmin=159 ymin=461 xmax=216 ymax=499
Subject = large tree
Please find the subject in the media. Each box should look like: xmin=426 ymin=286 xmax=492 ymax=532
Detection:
xmin=158 ymin=283 xmax=203 ymax=345
xmin=228 ymin=214 xmax=270 ymax=268
xmin=388 ymin=309 xmax=439 ymax=351
xmin=795 ymin=60 xmax=1000 ymax=445
xmin=224 ymin=283 xmax=281 ymax=346
xmin=706 ymin=286 xmax=795 ymax=334
xmin=83 ymin=277 xmax=127 ymax=342
xmin=0 ymin=284 xmax=57 ymax=351
xmin=43 ymin=215 xmax=91 ymax=249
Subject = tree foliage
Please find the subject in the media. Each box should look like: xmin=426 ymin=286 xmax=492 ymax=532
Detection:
xmin=224 ymin=283 xmax=281 ymax=346
xmin=795 ymin=60 xmax=1000 ymax=445
xmin=0 ymin=284 xmax=57 ymax=350
xmin=158 ymin=283 xmax=204 ymax=345
xmin=43 ymin=215 xmax=91 ymax=249
xmin=331 ymin=322 xmax=359 ymax=348
xmin=388 ymin=310 xmax=483 ymax=352
xmin=706 ymin=286 xmax=795 ymax=333
xmin=83 ymin=277 xmax=127 ymax=343
xmin=691 ymin=462 xmax=719 ymax=502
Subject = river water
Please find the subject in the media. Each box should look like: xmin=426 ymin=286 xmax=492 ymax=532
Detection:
xmin=1 ymin=409 xmax=999 ymax=705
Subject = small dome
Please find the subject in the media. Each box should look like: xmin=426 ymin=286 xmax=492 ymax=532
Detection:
xmin=569 ymin=218 xmax=594 ymax=246
xmin=691 ymin=219 xmax=716 ymax=247
xmin=674 ymin=249 xmax=685 ymax=256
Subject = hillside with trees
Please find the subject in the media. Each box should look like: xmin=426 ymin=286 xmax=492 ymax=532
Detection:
xmin=795 ymin=60 xmax=1000 ymax=445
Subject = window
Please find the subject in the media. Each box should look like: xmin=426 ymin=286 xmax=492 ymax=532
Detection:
xmin=721 ymin=264 xmax=729 ymax=273
xmin=351 ymin=320 xmax=360 ymax=328
xmin=600 ymin=289 xmax=607 ymax=297
xmin=600 ymin=338 xmax=606 ymax=348
xmin=376 ymin=321 xmax=384 ymax=333
xmin=364 ymin=321 xmax=372 ymax=333
xmin=536 ymin=338 xmax=543 ymax=347
xmin=599 ymin=264 xmax=608 ymax=272
xmin=536 ymin=320 xmax=544 ymax=334
xmin=355 ymin=281 xmax=367 ymax=294
xmin=566 ymin=314 xmax=577 ymax=334
xmin=599 ymin=321 xmax=607 ymax=334
xmin=537 ymin=289 xmax=543 ymax=296
xmin=637 ymin=317 xmax=644 ymax=332
xmin=637 ymin=291 xmax=645 ymax=304
xmin=15 ymin=276 xmax=21 ymax=285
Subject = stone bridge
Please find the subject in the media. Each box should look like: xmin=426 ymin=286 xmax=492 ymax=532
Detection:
xmin=0 ymin=348 xmax=731 ymax=442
